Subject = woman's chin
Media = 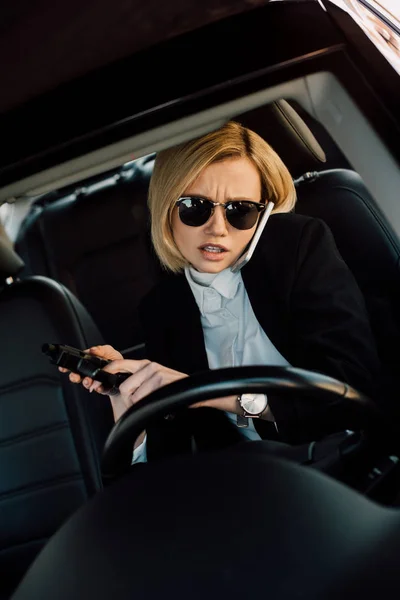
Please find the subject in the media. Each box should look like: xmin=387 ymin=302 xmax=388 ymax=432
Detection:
xmin=191 ymin=258 xmax=234 ymax=274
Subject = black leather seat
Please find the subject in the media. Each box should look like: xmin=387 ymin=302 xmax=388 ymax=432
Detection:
xmin=237 ymin=100 xmax=400 ymax=410
xmin=15 ymin=155 xmax=163 ymax=357
xmin=0 ymin=238 xmax=114 ymax=598
xmin=295 ymin=168 xmax=400 ymax=399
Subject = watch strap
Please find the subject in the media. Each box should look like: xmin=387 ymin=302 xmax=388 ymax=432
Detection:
xmin=236 ymin=395 xmax=248 ymax=428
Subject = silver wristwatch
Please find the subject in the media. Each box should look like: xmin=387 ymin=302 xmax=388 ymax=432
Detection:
xmin=236 ymin=393 xmax=268 ymax=428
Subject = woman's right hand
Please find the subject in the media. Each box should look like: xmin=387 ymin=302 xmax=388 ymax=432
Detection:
xmin=58 ymin=345 xmax=126 ymax=421
xmin=59 ymin=345 xmax=147 ymax=451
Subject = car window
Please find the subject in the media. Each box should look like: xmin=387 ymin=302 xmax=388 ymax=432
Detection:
xmin=364 ymin=0 xmax=400 ymax=24
xmin=0 ymin=197 xmax=36 ymax=241
xmin=329 ymin=0 xmax=400 ymax=73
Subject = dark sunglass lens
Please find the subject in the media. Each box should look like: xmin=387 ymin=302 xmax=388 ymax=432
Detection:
xmin=226 ymin=202 xmax=261 ymax=230
xmin=178 ymin=197 xmax=212 ymax=227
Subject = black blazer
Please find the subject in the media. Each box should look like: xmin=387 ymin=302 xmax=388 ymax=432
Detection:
xmin=139 ymin=213 xmax=380 ymax=459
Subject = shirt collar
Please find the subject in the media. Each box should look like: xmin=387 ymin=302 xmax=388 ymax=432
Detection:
xmin=185 ymin=266 xmax=242 ymax=300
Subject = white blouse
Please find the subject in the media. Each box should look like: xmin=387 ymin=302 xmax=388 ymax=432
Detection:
xmin=185 ymin=266 xmax=290 ymax=440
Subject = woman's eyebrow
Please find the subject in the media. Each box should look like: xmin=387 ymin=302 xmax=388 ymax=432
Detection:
xmin=227 ymin=197 xmax=260 ymax=202
xmin=185 ymin=193 xmax=259 ymax=202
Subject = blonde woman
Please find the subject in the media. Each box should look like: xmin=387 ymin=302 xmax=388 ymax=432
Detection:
xmin=62 ymin=121 xmax=380 ymax=462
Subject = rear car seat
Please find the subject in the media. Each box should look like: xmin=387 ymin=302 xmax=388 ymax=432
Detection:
xmin=15 ymin=155 xmax=163 ymax=358
xmin=0 ymin=238 xmax=114 ymax=598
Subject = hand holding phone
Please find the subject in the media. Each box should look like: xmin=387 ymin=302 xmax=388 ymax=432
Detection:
xmin=231 ymin=201 xmax=274 ymax=273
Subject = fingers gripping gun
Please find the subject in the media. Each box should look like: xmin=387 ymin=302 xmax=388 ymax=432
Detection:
xmin=42 ymin=343 xmax=130 ymax=394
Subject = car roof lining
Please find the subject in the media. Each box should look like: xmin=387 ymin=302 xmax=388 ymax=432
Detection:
xmin=1 ymin=70 xmax=400 ymax=237
xmin=0 ymin=75 xmax=312 ymax=202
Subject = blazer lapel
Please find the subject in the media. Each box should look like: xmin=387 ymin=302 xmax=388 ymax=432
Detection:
xmin=165 ymin=274 xmax=209 ymax=375
xmin=241 ymin=250 xmax=291 ymax=360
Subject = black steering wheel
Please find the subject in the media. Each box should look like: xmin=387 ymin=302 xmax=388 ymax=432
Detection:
xmin=101 ymin=365 xmax=382 ymax=480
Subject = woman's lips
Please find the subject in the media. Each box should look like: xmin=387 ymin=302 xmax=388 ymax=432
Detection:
xmin=199 ymin=245 xmax=229 ymax=261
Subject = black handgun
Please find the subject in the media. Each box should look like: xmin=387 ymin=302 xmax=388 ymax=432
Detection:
xmin=42 ymin=343 xmax=130 ymax=393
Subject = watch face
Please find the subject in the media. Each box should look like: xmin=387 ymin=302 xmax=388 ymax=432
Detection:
xmin=240 ymin=393 xmax=268 ymax=416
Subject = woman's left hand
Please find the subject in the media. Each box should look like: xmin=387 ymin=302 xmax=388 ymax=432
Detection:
xmin=91 ymin=359 xmax=189 ymax=408
xmin=91 ymin=358 xmax=234 ymax=412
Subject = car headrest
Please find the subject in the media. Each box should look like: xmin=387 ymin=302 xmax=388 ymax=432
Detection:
xmin=0 ymin=236 xmax=25 ymax=282
xmin=237 ymin=99 xmax=326 ymax=177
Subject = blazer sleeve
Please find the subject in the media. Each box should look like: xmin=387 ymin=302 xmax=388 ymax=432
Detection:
xmin=267 ymin=217 xmax=381 ymax=443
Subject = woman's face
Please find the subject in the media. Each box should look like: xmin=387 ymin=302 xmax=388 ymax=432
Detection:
xmin=171 ymin=156 xmax=262 ymax=273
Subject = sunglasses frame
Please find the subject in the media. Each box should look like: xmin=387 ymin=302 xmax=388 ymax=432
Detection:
xmin=176 ymin=196 xmax=266 ymax=229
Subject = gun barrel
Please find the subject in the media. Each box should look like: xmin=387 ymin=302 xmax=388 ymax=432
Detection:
xmin=42 ymin=343 xmax=58 ymax=357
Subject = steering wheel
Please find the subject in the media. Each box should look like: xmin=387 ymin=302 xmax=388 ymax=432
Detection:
xmin=101 ymin=365 xmax=383 ymax=480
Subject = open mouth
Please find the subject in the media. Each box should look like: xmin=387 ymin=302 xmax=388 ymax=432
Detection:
xmin=199 ymin=244 xmax=229 ymax=260
xmin=201 ymin=246 xmax=225 ymax=253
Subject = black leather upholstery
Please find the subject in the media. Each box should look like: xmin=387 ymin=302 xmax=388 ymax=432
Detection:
xmin=15 ymin=155 xmax=163 ymax=356
xmin=0 ymin=271 xmax=114 ymax=598
xmin=11 ymin=450 xmax=400 ymax=600
xmin=295 ymin=169 xmax=400 ymax=406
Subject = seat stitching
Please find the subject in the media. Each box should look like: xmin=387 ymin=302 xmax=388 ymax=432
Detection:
xmin=0 ymin=472 xmax=85 ymax=502
xmin=0 ymin=374 xmax=59 ymax=395
xmin=0 ymin=421 xmax=69 ymax=448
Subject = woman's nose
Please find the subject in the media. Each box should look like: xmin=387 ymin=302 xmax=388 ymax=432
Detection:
xmin=204 ymin=206 xmax=228 ymax=236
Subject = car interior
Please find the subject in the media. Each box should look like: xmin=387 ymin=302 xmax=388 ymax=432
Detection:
xmin=1 ymin=64 xmax=400 ymax=598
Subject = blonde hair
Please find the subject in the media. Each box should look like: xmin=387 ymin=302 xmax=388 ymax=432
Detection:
xmin=148 ymin=120 xmax=296 ymax=272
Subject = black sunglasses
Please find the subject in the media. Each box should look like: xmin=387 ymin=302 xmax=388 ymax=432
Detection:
xmin=176 ymin=196 xmax=266 ymax=230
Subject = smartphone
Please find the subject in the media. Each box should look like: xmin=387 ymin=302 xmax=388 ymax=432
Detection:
xmin=230 ymin=200 xmax=274 ymax=273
